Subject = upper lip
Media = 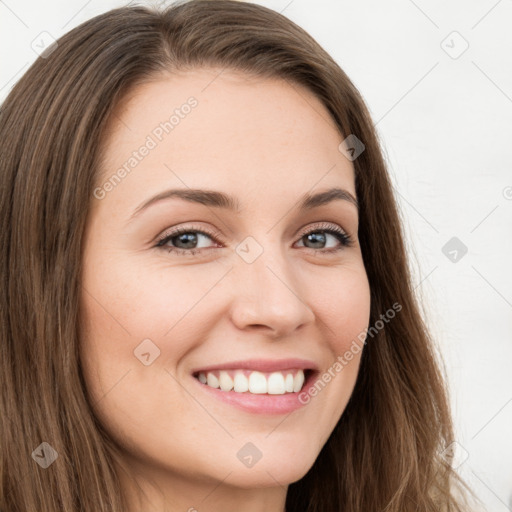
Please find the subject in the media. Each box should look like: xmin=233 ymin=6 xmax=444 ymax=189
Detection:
xmin=191 ymin=358 xmax=319 ymax=375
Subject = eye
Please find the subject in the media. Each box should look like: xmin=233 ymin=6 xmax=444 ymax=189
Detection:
xmin=155 ymin=225 xmax=220 ymax=256
xmin=155 ymin=222 xmax=353 ymax=257
xmin=296 ymin=222 xmax=354 ymax=255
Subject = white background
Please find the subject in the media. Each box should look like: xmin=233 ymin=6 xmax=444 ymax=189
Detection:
xmin=1 ymin=1 xmax=511 ymax=510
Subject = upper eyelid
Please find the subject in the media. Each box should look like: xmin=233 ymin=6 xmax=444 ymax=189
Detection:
xmin=156 ymin=225 xmax=223 ymax=246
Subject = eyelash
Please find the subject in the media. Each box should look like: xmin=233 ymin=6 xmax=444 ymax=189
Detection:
xmin=155 ymin=222 xmax=354 ymax=257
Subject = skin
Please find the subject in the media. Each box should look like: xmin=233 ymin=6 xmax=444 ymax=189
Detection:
xmin=79 ymin=68 xmax=371 ymax=512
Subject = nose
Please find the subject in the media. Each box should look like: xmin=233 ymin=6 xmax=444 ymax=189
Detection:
xmin=228 ymin=248 xmax=315 ymax=338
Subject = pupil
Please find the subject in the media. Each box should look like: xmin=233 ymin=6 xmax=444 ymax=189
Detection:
xmin=177 ymin=232 xmax=197 ymax=249
xmin=307 ymin=232 xmax=325 ymax=248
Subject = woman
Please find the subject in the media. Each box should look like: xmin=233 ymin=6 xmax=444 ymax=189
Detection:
xmin=0 ymin=1 xmax=476 ymax=510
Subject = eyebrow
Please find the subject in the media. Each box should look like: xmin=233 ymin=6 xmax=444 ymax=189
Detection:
xmin=128 ymin=186 xmax=359 ymax=222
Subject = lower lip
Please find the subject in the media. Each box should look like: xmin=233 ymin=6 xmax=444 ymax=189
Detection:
xmin=191 ymin=371 xmax=319 ymax=415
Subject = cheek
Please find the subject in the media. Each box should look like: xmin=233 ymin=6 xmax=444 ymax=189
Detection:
xmin=77 ymin=259 xmax=205 ymax=452
xmin=300 ymin=263 xmax=370 ymax=426
xmin=310 ymin=261 xmax=371 ymax=348
xmin=80 ymin=251 xmax=216 ymax=340
xmin=78 ymin=255 xmax=230 ymax=394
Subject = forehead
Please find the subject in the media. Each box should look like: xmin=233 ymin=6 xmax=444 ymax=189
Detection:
xmin=96 ymin=68 xmax=355 ymax=216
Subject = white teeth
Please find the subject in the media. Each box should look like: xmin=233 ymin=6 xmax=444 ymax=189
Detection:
xmin=219 ymin=372 xmax=234 ymax=391
xmin=267 ymin=372 xmax=285 ymax=394
xmin=249 ymin=371 xmax=267 ymax=394
xmin=293 ymin=371 xmax=305 ymax=392
xmin=206 ymin=372 xmax=219 ymax=388
xmin=197 ymin=369 xmax=307 ymax=395
xmin=233 ymin=371 xmax=249 ymax=392
xmin=285 ymin=373 xmax=294 ymax=392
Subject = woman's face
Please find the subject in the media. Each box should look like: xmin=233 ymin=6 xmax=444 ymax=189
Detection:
xmin=80 ymin=68 xmax=371 ymax=500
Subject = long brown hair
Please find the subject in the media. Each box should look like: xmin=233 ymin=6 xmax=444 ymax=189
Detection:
xmin=0 ymin=1 xmax=476 ymax=510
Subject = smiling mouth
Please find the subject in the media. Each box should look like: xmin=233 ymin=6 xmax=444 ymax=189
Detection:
xmin=192 ymin=368 xmax=315 ymax=395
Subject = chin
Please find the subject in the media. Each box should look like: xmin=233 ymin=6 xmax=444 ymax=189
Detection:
xmin=207 ymin=447 xmax=318 ymax=489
